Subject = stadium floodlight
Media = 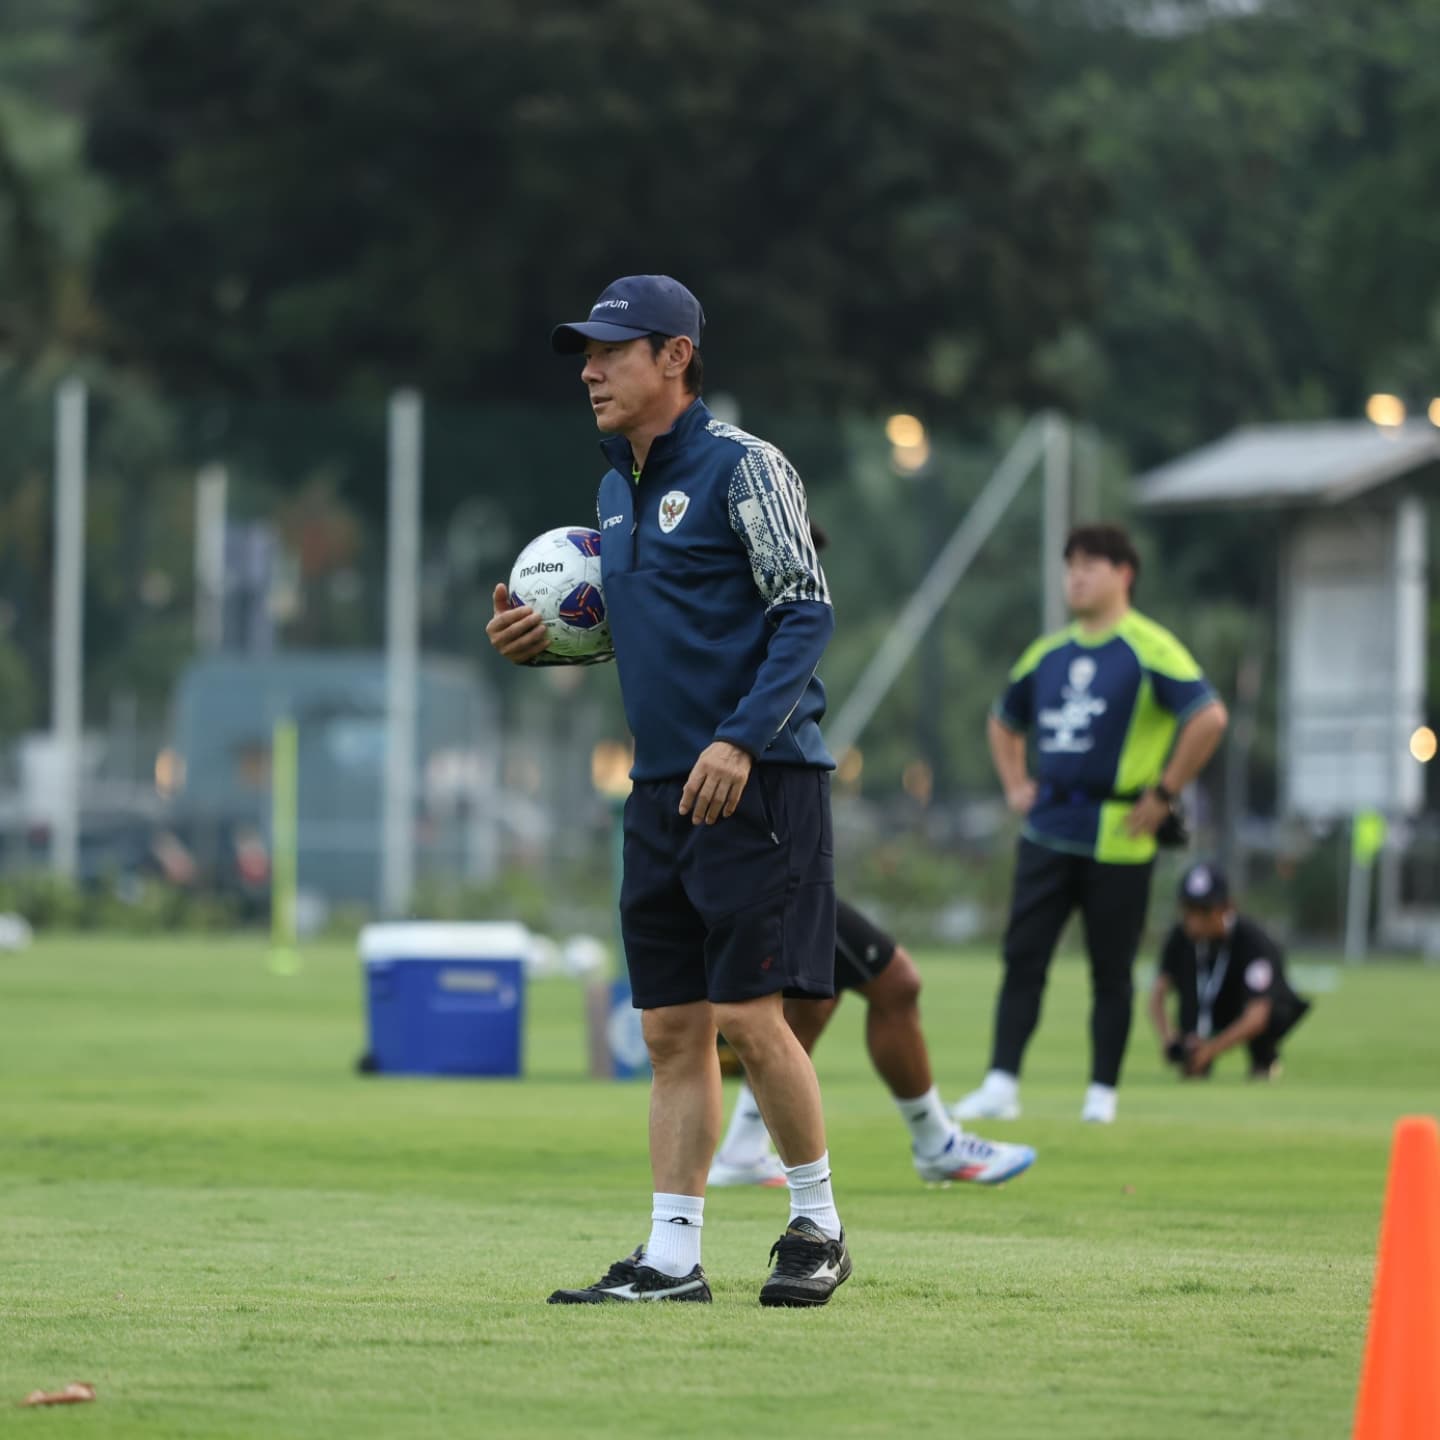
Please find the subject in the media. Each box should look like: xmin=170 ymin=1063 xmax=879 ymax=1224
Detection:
xmin=885 ymin=413 xmax=926 ymax=449
xmin=1429 ymin=399 xmax=1440 ymax=428
xmin=902 ymin=759 xmax=934 ymax=806
xmin=1365 ymin=393 xmax=1406 ymax=427
xmin=1409 ymin=726 xmax=1437 ymax=764
xmin=886 ymin=413 xmax=930 ymax=474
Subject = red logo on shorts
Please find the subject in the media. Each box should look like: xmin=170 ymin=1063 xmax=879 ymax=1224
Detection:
xmin=761 ymin=956 xmax=774 ymax=971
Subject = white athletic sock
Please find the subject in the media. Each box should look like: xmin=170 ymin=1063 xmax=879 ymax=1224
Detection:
xmin=895 ymin=1085 xmax=960 ymax=1158
xmin=983 ymin=1069 xmax=1019 ymax=1100
xmin=644 ymin=1193 xmax=704 ymax=1277
xmin=783 ymin=1152 xmax=842 ymax=1240
xmin=716 ymin=1081 xmax=771 ymax=1166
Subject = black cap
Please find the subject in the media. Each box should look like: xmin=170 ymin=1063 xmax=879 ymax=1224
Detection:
xmin=551 ymin=275 xmax=705 ymax=354
xmin=1178 ymin=861 xmax=1230 ymax=908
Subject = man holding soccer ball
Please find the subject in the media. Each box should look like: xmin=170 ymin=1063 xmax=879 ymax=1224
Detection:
xmin=488 ymin=275 xmax=850 ymax=1307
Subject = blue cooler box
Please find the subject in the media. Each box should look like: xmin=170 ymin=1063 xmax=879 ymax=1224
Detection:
xmin=360 ymin=922 xmax=529 ymax=1077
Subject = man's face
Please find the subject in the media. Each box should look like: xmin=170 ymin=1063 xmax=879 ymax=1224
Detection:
xmin=1064 ymin=550 xmax=1131 ymax=619
xmin=579 ymin=337 xmax=670 ymax=434
xmin=1181 ymin=904 xmax=1230 ymax=942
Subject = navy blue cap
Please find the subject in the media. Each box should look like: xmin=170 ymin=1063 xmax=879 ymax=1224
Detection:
xmin=551 ymin=275 xmax=705 ymax=354
xmin=1178 ymin=861 xmax=1230 ymax=908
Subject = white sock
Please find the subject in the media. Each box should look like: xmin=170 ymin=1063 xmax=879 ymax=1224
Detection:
xmin=644 ymin=1193 xmax=704 ymax=1277
xmin=783 ymin=1152 xmax=842 ymax=1240
xmin=895 ymin=1085 xmax=960 ymax=1158
xmin=983 ymin=1069 xmax=1019 ymax=1100
xmin=716 ymin=1082 xmax=771 ymax=1166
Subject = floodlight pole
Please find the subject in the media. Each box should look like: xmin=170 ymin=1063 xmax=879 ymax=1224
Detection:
xmin=1042 ymin=412 xmax=1071 ymax=632
xmin=51 ymin=378 xmax=87 ymax=882
xmin=826 ymin=417 xmax=1047 ymax=759
xmin=194 ymin=464 xmax=228 ymax=651
xmin=1074 ymin=424 xmax=1102 ymax=524
xmin=382 ymin=390 xmax=422 ymax=917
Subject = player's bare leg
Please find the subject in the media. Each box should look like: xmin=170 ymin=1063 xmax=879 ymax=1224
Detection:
xmin=784 ymin=947 xmax=1036 ymax=1187
xmin=714 ymin=992 xmax=851 ymax=1307
xmin=701 ymin=995 xmax=834 ymax=1187
xmin=714 ymin=994 xmax=828 ymax=1171
xmin=642 ymin=1001 xmax=722 ymax=1195
xmin=547 ymin=1001 xmax=718 ymax=1305
xmin=780 ymin=992 xmax=840 ymax=1053
xmin=854 ymin=948 xmax=932 ymax=1097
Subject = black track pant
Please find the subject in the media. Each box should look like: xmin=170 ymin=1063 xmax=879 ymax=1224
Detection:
xmin=1246 ymin=996 xmax=1312 ymax=1071
xmin=990 ymin=838 xmax=1154 ymax=1087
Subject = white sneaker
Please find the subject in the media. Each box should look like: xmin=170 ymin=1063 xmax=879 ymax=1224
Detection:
xmin=707 ymin=1152 xmax=787 ymax=1188
xmin=951 ymin=1072 xmax=1021 ymax=1122
xmin=915 ymin=1130 xmax=1036 ymax=1185
xmin=1080 ymin=1084 xmax=1117 ymax=1124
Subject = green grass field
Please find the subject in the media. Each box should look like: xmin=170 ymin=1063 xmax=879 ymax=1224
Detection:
xmin=1 ymin=935 xmax=1435 ymax=1438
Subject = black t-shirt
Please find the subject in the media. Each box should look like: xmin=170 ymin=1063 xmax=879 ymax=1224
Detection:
xmin=1160 ymin=914 xmax=1301 ymax=1038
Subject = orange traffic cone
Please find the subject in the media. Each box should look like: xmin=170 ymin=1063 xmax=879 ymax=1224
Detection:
xmin=1354 ymin=1115 xmax=1440 ymax=1439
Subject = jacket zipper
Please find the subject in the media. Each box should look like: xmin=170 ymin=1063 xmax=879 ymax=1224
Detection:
xmin=631 ymin=460 xmax=641 ymax=568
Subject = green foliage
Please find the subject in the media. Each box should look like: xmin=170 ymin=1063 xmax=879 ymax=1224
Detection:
xmin=410 ymin=857 xmax=615 ymax=938
xmin=0 ymin=629 xmax=34 ymax=737
xmin=0 ymin=871 xmax=240 ymax=931
xmin=84 ymin=0 xmax=1098 ymax=417
xmin=1018 ymin=0 xmax=1440 ymax=463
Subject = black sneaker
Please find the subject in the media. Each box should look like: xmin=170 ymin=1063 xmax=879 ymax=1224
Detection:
xmin=758 ymin=1218 xmax=852 ymax=1308
xmin=546 ymin=1247 xmax=712 ymax=1305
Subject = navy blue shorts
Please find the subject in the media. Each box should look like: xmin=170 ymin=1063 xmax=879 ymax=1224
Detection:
xmin=620 ymin=766 xmax=836 ymax=1009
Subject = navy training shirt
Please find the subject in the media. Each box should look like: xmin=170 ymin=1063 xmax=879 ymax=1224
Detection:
xmin=994 ymin=610 xmax=1216 ymax=863
xmin=593 ymin=399 xmax=835 ymax=781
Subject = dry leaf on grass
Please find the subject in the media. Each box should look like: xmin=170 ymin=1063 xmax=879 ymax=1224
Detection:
xmin=20 ymin=1382 xmax=96 ymax=1407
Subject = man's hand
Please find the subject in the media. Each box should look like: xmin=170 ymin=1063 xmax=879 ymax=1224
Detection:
xmin=679 ymin=741 xmax=754 ymax=826
xmin=486 ymin=583 xmax=550 ymax=665
xmin=1005 ymin=779 xmax=1038 ymax=816
xmin=1183 ymin=1036 xmax=1216 ymax=1077
xmin=1125 ymin=787 xmax=1173 ymax=837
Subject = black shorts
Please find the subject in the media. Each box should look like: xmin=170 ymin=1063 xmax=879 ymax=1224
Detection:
xmin=833 ymin=898 xmax=897 ymax=992
xmin=620 ymin=766 xmax=836 ymax=1009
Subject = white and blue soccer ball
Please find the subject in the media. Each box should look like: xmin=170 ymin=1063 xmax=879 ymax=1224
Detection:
xmin=508 ymin=526 xmax=612 ymax=660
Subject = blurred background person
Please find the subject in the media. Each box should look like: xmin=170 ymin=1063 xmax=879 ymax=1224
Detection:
xmin=1149 ymin=861 xmax=1313 ymax=1081
xmin=954 ymin=523 xmax=1228 ymax=1126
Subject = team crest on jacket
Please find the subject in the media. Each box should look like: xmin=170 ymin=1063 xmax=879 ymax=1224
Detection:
xmin=658 ymin=491 xmax=690 ymax=533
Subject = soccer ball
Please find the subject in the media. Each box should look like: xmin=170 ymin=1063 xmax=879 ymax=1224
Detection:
xmin=507 ymin=526 xmax=612 ymax=659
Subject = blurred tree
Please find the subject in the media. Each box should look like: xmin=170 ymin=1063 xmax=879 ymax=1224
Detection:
xmin=1013 ymin=0 xmax=1440 ymax=465
xmin=86 ymin=0 xmax=1100 ymax=422
xmin=0 ymin=0 xmax=105 ymax=366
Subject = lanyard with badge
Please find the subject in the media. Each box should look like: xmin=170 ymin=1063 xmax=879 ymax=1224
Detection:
xmin=1195 ymin=940 xmax=1230 ymax=1039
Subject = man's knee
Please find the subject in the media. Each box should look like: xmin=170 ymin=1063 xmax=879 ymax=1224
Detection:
xmin=712 ymin=994 xmax=788 ymax=1061
xmin=865 ymin=947 xmax=922 ymax=1013
xmin=1091 ymin=969 xmax=1134 ymax=1002
xmin=1001 ymin=940 xmax=1050 ymax=987
xmin=641 ymin=1001 xmax=714 ymax=1070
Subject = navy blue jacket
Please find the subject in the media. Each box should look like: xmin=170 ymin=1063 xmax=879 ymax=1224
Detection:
xmin=594 ymin=399 xmax=834 ymax=781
